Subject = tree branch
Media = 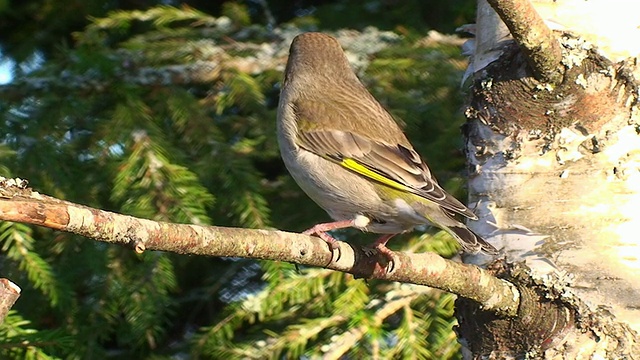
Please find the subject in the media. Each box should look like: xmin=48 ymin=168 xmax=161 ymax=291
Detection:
xmin=0 ymin=177 xmax=519 ymax=316
xmin=486 ymin=0 xmax=563 ymax=84
xmin=0 ymin=279 xmax=21 ymax=323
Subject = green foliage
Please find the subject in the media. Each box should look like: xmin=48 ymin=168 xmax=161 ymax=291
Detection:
xmin=194 ymin=262 xmax=461 ymax=359
xmin=308 ymin=0 xmax=475 ymax=33
xmin=0 ymin=222 xmax=65 ymax=307
xmin=0 ymin=0 xmax=477 ymax=67
xmin=221 ymin=2 xmax=252 ymax=27
xmin=0 ymin=311 xmax=73 ymax=359
xmin=0 ymin=2 xmax=473 ymax=359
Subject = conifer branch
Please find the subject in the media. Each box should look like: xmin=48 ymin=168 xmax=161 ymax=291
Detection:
xmin=0 ymin=61 xmax=228 ymax=101
xmin=0 ymin=178 xmax=519 ymax=317
xmin=324 ymin=290 xmax=424 ymax=359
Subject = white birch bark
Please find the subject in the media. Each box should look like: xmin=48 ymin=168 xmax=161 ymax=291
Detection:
xmin=464 ymin=0 xmax=640 ymax=356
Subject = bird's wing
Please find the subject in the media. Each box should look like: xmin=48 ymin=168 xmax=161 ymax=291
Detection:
xmin=296 ymin=128 xmax=477 ymax=219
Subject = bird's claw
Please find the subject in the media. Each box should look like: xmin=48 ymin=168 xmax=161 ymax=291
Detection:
xmin=303 ymin=229 xmax=342 ymax=263
xmin=363 ymin=244 xmax=396 ymax=273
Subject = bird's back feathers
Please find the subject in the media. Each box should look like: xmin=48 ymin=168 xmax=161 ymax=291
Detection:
xmin=295 ymin=127 xmax=478 ymax=220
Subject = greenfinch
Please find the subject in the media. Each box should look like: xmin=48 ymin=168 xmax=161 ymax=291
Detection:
xmin=277 ymin=32 xmax=498 ymax=265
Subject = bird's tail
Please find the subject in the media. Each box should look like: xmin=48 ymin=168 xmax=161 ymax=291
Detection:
xmin=447 ymin=224 xmax=498 ymax=255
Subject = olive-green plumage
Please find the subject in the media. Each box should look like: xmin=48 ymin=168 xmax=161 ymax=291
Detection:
xmin=277 ymin=32 xmax=497 ymax=256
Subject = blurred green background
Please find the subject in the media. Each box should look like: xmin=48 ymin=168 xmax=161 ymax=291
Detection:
xmin=0 ymin=1 xmax=476 ymax=358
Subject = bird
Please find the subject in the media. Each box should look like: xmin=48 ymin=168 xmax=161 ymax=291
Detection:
xmin=276 ymin=32 xmax=498 ymax=268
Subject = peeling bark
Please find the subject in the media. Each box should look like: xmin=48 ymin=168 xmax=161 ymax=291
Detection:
xmin=459 ymin=0 xmax=640 ymax=357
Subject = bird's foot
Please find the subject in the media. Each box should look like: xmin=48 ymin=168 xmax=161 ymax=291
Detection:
xmin=303 ymin=228 xmax=341 ymax=262
xmin=364 ymin=234 xmax=397 ymax=273
xmin=302 ymin=220 xmax=353 ymax=263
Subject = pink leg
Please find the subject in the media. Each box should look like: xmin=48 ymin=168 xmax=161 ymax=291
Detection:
xmin=303 ymin=220 xmax=354 ymax=262
xmin=365 ymin=234 xmax=397 ymax=272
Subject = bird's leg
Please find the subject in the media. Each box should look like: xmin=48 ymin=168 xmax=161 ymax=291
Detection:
xmin=303 ymin=219 xmax=354 ymax=262
xmin=364 ymin=234 xmax=397 ymax=272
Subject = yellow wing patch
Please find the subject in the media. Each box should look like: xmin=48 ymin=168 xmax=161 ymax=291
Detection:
xmin=339 ymin=158 xmax=412 ymax=193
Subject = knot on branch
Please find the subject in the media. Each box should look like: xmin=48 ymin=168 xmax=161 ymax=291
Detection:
xmin=467 ymin=35 xmax=639 ymax=140
xmin=454 ymin=261 xmax=574 ymax=356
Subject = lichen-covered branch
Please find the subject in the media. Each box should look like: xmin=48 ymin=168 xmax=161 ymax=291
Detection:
xmin=486 ymin=0 xmax=563 ymax=84
xmin=0 ymin=178 xmax=519 ymax=317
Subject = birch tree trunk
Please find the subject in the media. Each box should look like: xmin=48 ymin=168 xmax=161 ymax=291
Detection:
xmin=459 ymin=0 xmax=640 ymax=357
